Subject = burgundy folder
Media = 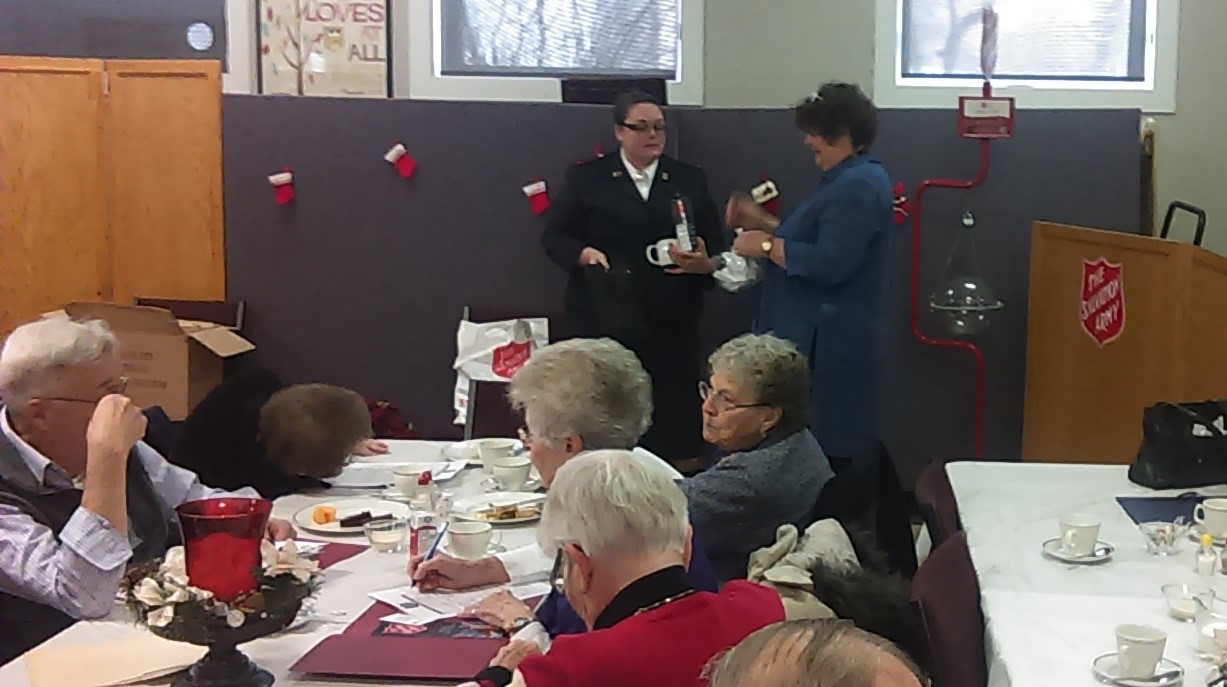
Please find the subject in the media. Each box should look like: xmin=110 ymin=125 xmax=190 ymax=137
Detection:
xmin=289 ymin=601 xmax=508 ymax=681
xmin=314 ymin=541 xmax=367 ymax=569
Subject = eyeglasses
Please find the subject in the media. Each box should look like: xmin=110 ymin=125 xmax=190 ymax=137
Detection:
xmin=619 ymin=121 xmax=667 ymax=134
xmin=39 ymin=376 xmax=130 ymax=405
xmin=550 ymin=547 xmax=569 ymax=593
xmin=698 ymin=381 xmax=769 ymax=414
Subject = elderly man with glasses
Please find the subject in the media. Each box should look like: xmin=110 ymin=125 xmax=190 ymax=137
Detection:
xmin=0 ymin=315 xmax=295 ymax=664
xmin=459 ymin=451 xmax=787 ymax=687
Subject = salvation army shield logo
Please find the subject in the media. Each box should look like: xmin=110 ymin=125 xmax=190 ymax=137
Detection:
xmin=490 ymin=340 xmax=531 ymax=379
xmin=1079 ymin=257 xmax=1126 ymax=347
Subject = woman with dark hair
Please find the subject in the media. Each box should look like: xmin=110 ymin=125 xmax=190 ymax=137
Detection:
xmin=542 ymin=91 xmax=726 ymax=471
xmin=726 ymin=81 xmax=894 ymax=467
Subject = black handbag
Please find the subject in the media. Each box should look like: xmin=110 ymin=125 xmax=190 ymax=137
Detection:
xmin=1129 ymin=401 xmax=1227 ymax=489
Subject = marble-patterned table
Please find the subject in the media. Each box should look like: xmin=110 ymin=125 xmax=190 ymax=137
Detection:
xmin=948 ymin=461 xmax=1227 ymax=687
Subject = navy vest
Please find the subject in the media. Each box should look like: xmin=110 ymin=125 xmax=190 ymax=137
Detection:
xmin=0 ymin=433 xmax=177 ymax=665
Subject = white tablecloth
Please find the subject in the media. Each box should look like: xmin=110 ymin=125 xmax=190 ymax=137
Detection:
xmin=0 ymin=440 xmax=542 ymax=687
xmin=949 ymin=461 xmax=1227 ymax=687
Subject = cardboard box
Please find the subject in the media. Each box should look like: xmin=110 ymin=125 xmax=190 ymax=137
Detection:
xmin=59 ymin=302 xmax=255 ymax=420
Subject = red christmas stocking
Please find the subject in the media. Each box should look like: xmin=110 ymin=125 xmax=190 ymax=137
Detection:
xmin=385 ymin=143 xmax=417 ymax=179
xmin=751 ymin=176 xmax=781 ymax=216
xmin=892 ymin=181 xmax=911 ymax=224
xmin=268 ymin=169 xmax=295 ymax=206
xmin=523 ymin=180 xmax=549 ymax=215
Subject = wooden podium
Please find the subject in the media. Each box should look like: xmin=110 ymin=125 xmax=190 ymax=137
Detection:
xmin=1022 ymin=222 xmax=1227 ymax=464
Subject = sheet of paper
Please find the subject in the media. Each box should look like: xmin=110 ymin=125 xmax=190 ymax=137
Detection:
xmin=24 ymin=633 xmax=205 ymax=687
xmin=379 ymin=607 xmax=447 ymax=626
xmin=280 ymin=540 xmax=326 ymax=557
xmin=369 ymin=581 xmax=550 ymax=619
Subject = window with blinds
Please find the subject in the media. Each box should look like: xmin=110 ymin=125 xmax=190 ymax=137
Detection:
xmin=437 ymin=0 xmax=680 ymax=78
xmin=901 ymin=0 xmax=1146 ymax=82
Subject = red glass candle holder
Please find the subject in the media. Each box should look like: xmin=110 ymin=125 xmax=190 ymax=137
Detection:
xmin=176 ymin=498 xmax=272 ymax=604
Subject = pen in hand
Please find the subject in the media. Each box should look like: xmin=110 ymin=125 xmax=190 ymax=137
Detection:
xmin=413 ymin=521 xmax=449 ymax=588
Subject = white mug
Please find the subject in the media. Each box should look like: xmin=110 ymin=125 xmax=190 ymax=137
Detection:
xmin=1059 ymin=514 xmax=1100 ymax=557
xmin=491 ymin=456 xmax=532 ymax=491
xmin=448 ymin=521 xmax=501 ymax=559
xmin=1115 ymin=624 xmax=1166 ymax=679
xmin=392 ymin=467 xmax=429 ymax=498
xmin=1195 ymin=498 xmax=1227 ymax=538
xmin=476 ymin=439 xmax=519 ymax=474
xmin=645 ymin=238 xmax=679 ymax=267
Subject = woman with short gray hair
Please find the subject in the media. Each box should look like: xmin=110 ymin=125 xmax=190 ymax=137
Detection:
xmin=681 ymin=333 xmax=834 ymax=583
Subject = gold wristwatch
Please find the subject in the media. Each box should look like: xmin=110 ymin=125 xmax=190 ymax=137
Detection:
xmin=761 ymin=238 xmax=775 ymax=256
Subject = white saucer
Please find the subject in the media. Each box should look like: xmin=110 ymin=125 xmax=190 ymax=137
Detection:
xmin=1091 ymin=652 xmax=1183 ymax=686
xmin=1041 ymin=538 xmax=1114 ymax=564
xmin=1188 ymin=524 xmax=1227 ymax=546
xmin=440 ymin=542 xmax=507 ymax=560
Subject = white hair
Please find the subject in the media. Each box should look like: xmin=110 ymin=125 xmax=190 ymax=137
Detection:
xmin=0 ymin=315 xmax=118 ymax=408
xmin=536 ymin=449 xmax=688 ymax=559
xmin=508 ymin=338 xmax=651 ymax=450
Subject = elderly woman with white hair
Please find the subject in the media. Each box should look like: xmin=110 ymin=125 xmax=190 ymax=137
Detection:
xmin=410 ymin=338 xmax=718 ymax=640
xmin=0 ymin=315 xmax=294 ymax=664
xmin=460 ymin=451 xmax=786 ymax=687
xmin=682 ymin=333 xmax=834 ymax=583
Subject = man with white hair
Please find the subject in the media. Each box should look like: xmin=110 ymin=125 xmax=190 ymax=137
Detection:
xmin=706 ymin=619 xmax=927 ymax=687
xmin=0 ymin=315 xmax=295 ymax=664
xmin=461 ymin=451 xmax=786 ymax=687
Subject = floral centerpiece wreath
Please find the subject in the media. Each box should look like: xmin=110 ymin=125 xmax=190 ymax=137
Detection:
xmin=119 ymin=498 xmax=322 ymax=687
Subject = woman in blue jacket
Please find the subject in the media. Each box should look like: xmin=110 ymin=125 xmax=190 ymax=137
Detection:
xmin=727 ymin=82 xmax=894 ymax=466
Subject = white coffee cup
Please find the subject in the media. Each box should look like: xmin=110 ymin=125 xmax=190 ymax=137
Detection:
xmin=645 ymin=238 xmax=679 ymax=267
xmin=392 ymin=467 xmax=429 ymax=498
xmin=477 ymin=439 xmax=519 ymax=474
xmin=448 ymin=521 xmax=501 ymax=559
xmin=1115 ymin=624 xmax=1166 ymax=679
xmin=1198 ymin=622 xmax=1227 ymax=654
xmin=1059 ymin=514 xmax=1100 ymax=557
xmin=1196 ymin=498 xmax=1227 ymax=538
xmin=491 ymin=456 xmax=532 ymax=491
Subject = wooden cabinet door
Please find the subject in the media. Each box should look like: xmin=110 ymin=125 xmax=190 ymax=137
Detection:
xmin=0 ymin=57 xmax=109 ymax=333
xmin=103 ymin=60 xmax=224 ymax=305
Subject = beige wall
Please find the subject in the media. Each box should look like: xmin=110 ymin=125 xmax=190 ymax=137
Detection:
xmin=1151 ymin=1 xmax=1227 ymax=255
xmin=705 ymin=1 xmax=1226 ymax=254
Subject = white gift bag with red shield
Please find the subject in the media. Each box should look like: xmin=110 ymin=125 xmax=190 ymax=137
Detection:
xmin=453 ymin=318 xmax=549 ymax=425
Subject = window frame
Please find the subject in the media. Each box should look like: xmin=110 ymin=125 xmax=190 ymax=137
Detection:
xmin=401 ymin=0 xmax=704 ymax=104
xmin=872 ymin=0 xmax=1180 ymax=113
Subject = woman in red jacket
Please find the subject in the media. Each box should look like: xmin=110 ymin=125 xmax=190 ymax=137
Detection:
xmin=461 ymin=450 xmax=789 ymax=687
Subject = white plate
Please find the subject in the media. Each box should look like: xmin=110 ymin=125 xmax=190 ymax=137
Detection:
xmin=293 ymin=499 xmax=412 ymax=535
xmin=443 ymin=439 xmax=523 ymax=467
xmin=453 ymin=492 xmax=545 ymax=525
xmin=1041 ymin=537 xmax=1114 ymax=564
xmin=1091 ymin=652 xmax=1183 ymax=686
xmin=329 ymin=461 xmax=467 ymax=489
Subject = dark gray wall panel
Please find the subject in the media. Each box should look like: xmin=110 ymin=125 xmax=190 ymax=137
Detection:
xmin=224 ymin=97 xmax=1139 ymax=485
xmin=0 ymin=0 xmax=227 ymax=63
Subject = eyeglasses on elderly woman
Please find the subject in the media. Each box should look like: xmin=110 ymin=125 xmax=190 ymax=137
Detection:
xmin=698 ymin=381 xmax=769 ymax=414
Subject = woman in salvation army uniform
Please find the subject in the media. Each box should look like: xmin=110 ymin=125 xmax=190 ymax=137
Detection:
xmin=542 ymin=91 xmax=726 ymax=472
